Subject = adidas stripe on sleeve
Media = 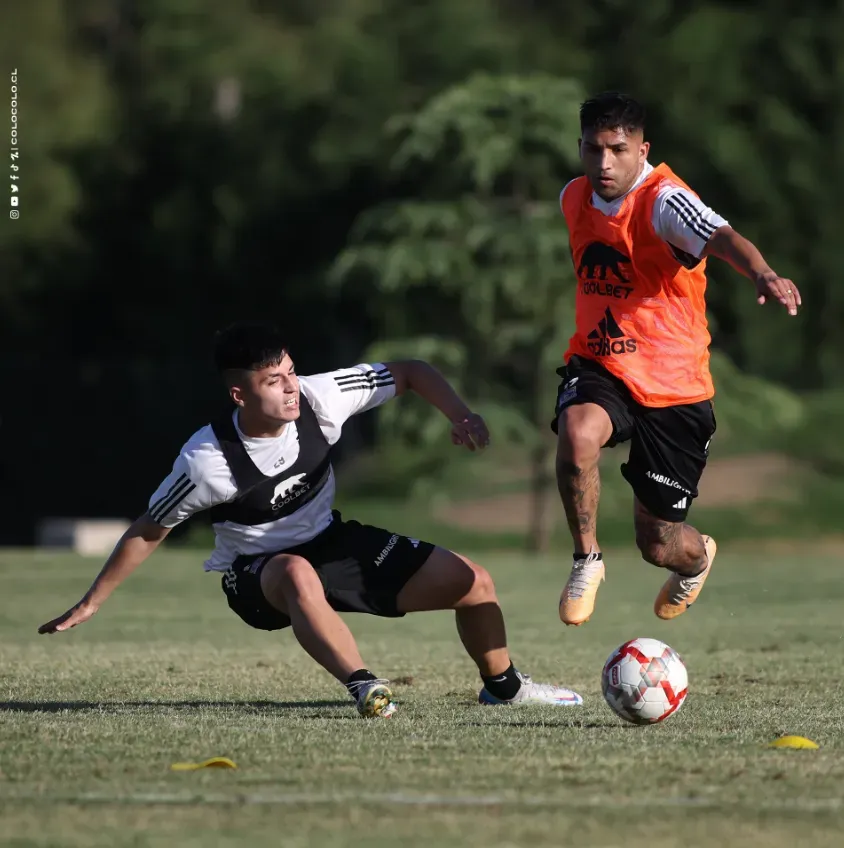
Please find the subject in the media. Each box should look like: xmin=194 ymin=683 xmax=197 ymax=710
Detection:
xmin=149 ymin=471 xmax=196 ymax=524
xmin=299 ymin=363 xmax=397 ymax=443
xmin=332 ymin=365 xmax=395 ymax=395
xmin=653 ymin=186 xmax=729 ymax=261
xmin=147 ymin=446 xmax=228 ymax=528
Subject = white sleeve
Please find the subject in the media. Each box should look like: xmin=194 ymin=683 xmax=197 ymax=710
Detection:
xmin=300 ymin=363 xmax=397 ymax=444
xmin=147 ymin=450 xmax=232 ymax=528
xmin=653 ymin=186 xmax=729 ymax=260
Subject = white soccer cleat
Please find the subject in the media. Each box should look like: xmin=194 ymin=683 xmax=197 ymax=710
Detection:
xmin=559 ymin=551 xmax=605 ymax=626
xmin=347 ymin=679 xmax=398 ymax=718
xmin=479 ymin=670 xmax=583 ymax=706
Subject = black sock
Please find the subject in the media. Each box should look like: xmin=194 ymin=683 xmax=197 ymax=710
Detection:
xmin=345 ymin=668 xmax=378 ymax=695
xmin=482 ymin=663 xmax=521 ymax=701
xmin=574 ymin=551 xmax=602 ymax=561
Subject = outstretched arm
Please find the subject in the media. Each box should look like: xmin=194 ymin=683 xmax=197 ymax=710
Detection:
xmin=652 ymin=187 xmax=801 ymax=317
xmin=38 ymin=514 xmax=170 ymax=634
xmin=704 ymin=226 xmax=801 ymax=316
xmin=385 ymin=359 xmax=490 ymax=451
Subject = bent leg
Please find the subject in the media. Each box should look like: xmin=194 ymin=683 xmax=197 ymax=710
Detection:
xmin=634 ymin=499 xmax=717 ymax=619
xmin=260 ymin=553 xmax=395 ymax=716
xmin=633 ymin=499 xmax=707 ymax=576
xmin=623 ymin=399 xmax=718 ymax=619
xmin=396 ymin=547 xmax=582 ymax=706
xmin=625 ymin=399 xmax=717 ymax=577
xmin=260 ymin=553 xmax=366 ymax=683
xmin=396 ymin=546 xmax=509 ymax=677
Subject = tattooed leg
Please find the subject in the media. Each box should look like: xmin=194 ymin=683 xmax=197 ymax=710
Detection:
xmin=556 ymin=458 xmax=600 ymax=552
xmin=555 ymin=404 xmax=613 ymax=553
xmin=633 ymin=499 xmax=707 ymax=576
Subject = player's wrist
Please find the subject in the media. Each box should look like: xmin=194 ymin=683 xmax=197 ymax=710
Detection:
xmin=80 ymin=592 xmax=103 ymax=612
xmin=442 ymin=396 xmax=473 ymax=422
xmin=449 ymin=408 xmax=474 ymax=425
xmin=752 ymin=267 xmax=776 ymax=284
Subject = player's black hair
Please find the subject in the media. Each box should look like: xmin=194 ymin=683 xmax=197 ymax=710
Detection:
xmin=213 ymin=321 xmax=289 ymax=374
xmin=579 ymin=92 xmax=646 ymax=135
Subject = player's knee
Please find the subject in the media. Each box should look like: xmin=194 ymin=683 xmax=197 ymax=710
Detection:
xmin=556 ymin=408 xmax=606 ymax=468
xmin=446 ymin=555 xmax=498 ymax=607
xmin=462 ymin=562 xmax=497 ymax=606
xmin=262 ymin=554 xmax=323 ymax=606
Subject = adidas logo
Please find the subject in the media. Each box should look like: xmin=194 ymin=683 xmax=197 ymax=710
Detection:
xmin=586 ymin=307 xmax=637 ymax=356
xmin=673 ymin=497 xmax=688 ymax=510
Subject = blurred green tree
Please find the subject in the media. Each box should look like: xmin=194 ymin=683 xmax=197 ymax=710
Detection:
xmin=332 ymin=72 xmax=584 ymax=551
xmin=2 ymin=0 xmax=839 ymax=545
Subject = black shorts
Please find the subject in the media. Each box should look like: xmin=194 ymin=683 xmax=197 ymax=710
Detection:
xmin=220 ymin=511 xmax=435 ymax=631
xmin=551 ymin=355 xmax=716 ymax=522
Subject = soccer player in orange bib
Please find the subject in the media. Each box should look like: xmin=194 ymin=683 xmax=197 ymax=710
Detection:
xmin=554 ymin=92 xmax=800 ymax=626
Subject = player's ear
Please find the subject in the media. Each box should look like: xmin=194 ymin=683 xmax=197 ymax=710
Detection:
xmin=222 ymin=367 xmax=247 ymax=406
xmin=640 ymin=140 xmax=650 ymax=161
xmin=229 ymin=383 xmax=246 ymax=407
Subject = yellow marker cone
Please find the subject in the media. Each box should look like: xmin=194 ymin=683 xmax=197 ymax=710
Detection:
xmin=768 ymin=735 xmax=819 ymax=750
xmin=170 ymin=757 xmax=238 ymax=771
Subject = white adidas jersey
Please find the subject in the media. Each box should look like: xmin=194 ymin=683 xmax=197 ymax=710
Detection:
xmin=147 ymin=363 xmax=396 ymax=572
xmin=560 ymin=160 xmax=729 ymax=260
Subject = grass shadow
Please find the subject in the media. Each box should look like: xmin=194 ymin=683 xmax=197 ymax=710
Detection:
xmin=463 ymin=719 xmax=616 ymax=730
xmin=0 ymin=699 xmax=350 ymax=713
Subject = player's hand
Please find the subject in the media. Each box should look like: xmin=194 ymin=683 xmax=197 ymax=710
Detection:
xmin=38 ymin=600 xmax=98 ymax=634
xmin=450 ymin=413 xmax=490 ymax=451
xmin=754 ymin=270 xmax=801 ymax=316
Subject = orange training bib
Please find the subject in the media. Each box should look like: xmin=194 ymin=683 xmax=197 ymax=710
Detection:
xmin=561 ymin=163 xmax=714 ymax=407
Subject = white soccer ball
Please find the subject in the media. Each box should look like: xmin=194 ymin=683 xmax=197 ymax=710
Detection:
xmin=601 ymin=638 xmax=688 ymax=725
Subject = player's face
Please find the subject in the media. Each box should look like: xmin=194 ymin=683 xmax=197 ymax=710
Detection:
xmin=579 ymin=127 xmax=649 ymax=201
xmin=240 ymin=355 xmax=300 ymax=424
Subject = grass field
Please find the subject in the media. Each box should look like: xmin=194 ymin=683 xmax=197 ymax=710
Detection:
xmin=2 ymin=545 xmax=844 ymax=847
